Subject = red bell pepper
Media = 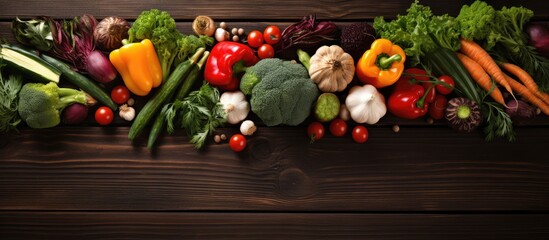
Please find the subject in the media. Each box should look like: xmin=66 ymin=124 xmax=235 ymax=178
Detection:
xmin=387 ymin=68 xmax=431 ymax=119
xmin=204 ymin=41 xmax=259 ymax=91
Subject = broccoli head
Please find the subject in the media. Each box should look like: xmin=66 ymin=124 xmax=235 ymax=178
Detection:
xmin=18 ymin=82 xmax=88 ymax=129
xmin=240 ymin=58 xmax=319 ymax=126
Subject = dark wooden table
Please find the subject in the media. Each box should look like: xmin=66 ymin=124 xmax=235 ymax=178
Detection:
xmin=1 ymin=0 xmax=549 ymax=239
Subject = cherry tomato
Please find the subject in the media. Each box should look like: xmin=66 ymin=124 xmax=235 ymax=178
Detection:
xmin=229 ymin=134 xmax=247 ymax=152
xmin=263 ymin=25 xmax=281 ymax=45
xmin=95 ymin=106 xmax=114 ymax=125
xmin=257 ymin=44 xmax=275 ymax=59
xmin=352 ymin=125 xmax=369 ymax=143
xmin=421 ymin=82 xmax=437 ymax=104
xmin=329 ymin=118 xmax=347 ymax=137
xmin=111 ymin=85 xmax=130 ymax=105
xmin=307 ymin=122 xmax=325 ymax=142
xmin=436 ymin=75 xmax=455 ymax=95
xmin=246 ymin=30 xmax=264 ymax=48
xmin=428 ymin=95 xmax=448 ymax=120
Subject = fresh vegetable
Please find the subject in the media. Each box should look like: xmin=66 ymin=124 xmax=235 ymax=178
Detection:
xmin=459 ymin=38 xmax=514 ymax=96
xmin=505 ymin=99 xmax=536 ymax=120
xmin=356 ymin=39 xmax=406 ymax=88
xmin=17 ymin=82 xmax=91 ymax=129
xmin=504 ymin=73 xmax=549 ymax=115
xmin=118 ymin=104 xmax=135 ymax=121
xmin=345 ymin=84 xmax=387 ymax=124
xmin=338 ymin=104 xmax=350 ymax=121
xmin=526 ymin=23 xmax=549 ymax=58
xmin=373 ymin=1 xmax=461 ymax=66
xmin=0 ymin=67 xmax=23 ymax=134
xmin=257 ymin=44 xmax=275 ymax=59
xmin=95 ymin=106 xmax=114 ymax=125
xmin=456 ymin=0 xmax=496 ymax=41
xmin=445 ymin=97 xmax=482 ymax=133
xmin=428 ymin=95 xmax=448 ymax=120
xmin=263 ymin=25 xmax=281 ymax=45
xmin=11 ymin=17 xmax=53 ymax=51
xmin=111 ymin=85 xmax=130 ymax=105
xmin=308 ymin=45 xmax=355 ymax=92
xmin=387 ymin=69 xmax=430 ymax=120
xmin=215 ymin=28 xmax=230 ymax=42
xmin=205 ymin=41 xmax=259 ymax=91
xmin=128 ymin=48 xmax=204 ymax=141
xmin=109 ymin=39 xmax=163 ymax=96
xmin=435 ymin=75 xmax=455 ymax=95
xmin=329 ymin=118 xmax=347 ymax=137
xmin=247 ymin=30 xmax=264 ymax=48
xmin=229 ymin=134 xmax=247 ymax=152
xmin=275 ymin=15 xmax=338 ymax=52
xmin=192 ymin=15 xmax=216 ymax=37
xmin=501 ymin=62 xmax=549 ymax=104
xmin=220 ymin=91 xmax=249 ymax=124
xmin=0 ymin=44 xmax=61 ymax=84
xmin=240 ymin=120 xmax=256 ymax=136
xmin=351 ymin=125 xmax=369 ymax=143
xmin=456 ymin=53 xmax=506 ymax=106
xmin=339 ymin=22 xmax=376 ymax=61
xmin=314 ymin=93 xmax=340 ymax=122
xmin=296 ymin=49 xmax=311 ymax=70
xmin=424 ymin=47 xmax=514 ymax=141
xmin=61 ymin=103 xmax=88 ymax=125
xmin=40 ymin=54 xmax=117 ymax=110
xmin=94 ymin=16 xmax=130 ymax=52
xmin=307 ymin=121 xmax=325 ymax=143
xmin=240 ymin=58 xmax=319 ymax=126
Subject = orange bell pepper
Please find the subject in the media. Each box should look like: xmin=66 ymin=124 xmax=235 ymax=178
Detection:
xmin=109 ymin=39 xmax=162 ymax=96
xmin=356 ymin=38 xmax=406 ymax=89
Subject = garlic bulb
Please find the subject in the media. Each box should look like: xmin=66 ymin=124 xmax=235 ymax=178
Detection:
xmin=220 ymin=91 xmax=249 ymax=124
xmin=119 ymin=104 xmax=135 ymax=121
xmin=240 ymin=120 xmax=256 ymax=136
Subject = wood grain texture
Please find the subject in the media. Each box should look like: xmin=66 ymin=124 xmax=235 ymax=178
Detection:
xmin=1 ymin=0 xmax=549 ymax=20
xmin=1 ymin=212 xmax=548 ymax=240
xmin=1 ymin=126 xmax=548 ymax=211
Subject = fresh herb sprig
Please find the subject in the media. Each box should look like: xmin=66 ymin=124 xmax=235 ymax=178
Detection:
xmin=0 ymin=60 xmax=24 ymax=134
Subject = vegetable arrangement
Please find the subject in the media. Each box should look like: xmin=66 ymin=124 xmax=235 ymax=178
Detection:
xmin=2 ymin=0 xmax=549 ymax=153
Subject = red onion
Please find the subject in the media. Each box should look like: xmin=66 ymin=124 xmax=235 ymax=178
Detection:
xmin=62 ymin=103 xmax=88 ymax=125
xmin=505 ymin=99 xmax=536 ymax=119
xmin=86 ymin=50 xmax=118 ymax=83
xmin=275 ymin=15 xmax=339 ymax=52
xmin=527 ymin=23 xmax=549 ymax=59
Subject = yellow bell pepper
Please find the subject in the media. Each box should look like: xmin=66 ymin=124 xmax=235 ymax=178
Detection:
xmin=109 ymin=39 xmax=162 ymax=96
xmin=356 ymin=38 xmax=406 ymax=89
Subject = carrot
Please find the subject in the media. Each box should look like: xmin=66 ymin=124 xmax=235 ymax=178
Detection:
xmin=456 ymin=53 xmax=507 ymax=106
xmin=501 ymin=62 xmax=549 ymax=105
xmin=504 ymin=73 xmax=549 ymax=116
xmin=459 ymin=38 xmax=514 ymax=96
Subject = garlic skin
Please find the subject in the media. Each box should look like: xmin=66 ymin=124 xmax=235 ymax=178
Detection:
xmin=119 ymin=104 xmax=136 ymax=121
xmin=240 ymin=120 xmax=257 ymax=136
xmin=215 ymin=28 xmax=230 ymax=42
xmin=338 ymin=104 xmax=350 ymax=121
xmin=220 ymin=91 xmax=250 ymax=124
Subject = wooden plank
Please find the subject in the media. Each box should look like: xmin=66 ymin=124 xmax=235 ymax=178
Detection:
xmin=1 ymin=126 xmax=548 ymax=211
xmin=1 ymin=0 xmax=549 ymax=21
xmin=1 ymin=212 xmax=548 ymax=239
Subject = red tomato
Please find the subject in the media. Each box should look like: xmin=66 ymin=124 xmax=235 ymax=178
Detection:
xmin=246 ymin=30 xmax=264 ymax=48
xmin=263 ymin=25 xmax=281 ymax=45
xmin=257 ymin=44 xmax=275 ymax=59
xmin=229 ymin=134 xmax=247 ymax=152
xmin=307 ymin=122 xmax=325 ymax=142
xmin=111 ymin=85 xmax=130 ymax=104
xmin=352 ymin=125 xmax=369 ymax=143
xmin=436 ymin=75 xmax=455 ymax=95
xmin=428 ymin=95 xmax=448 ymax=120
xmin=329 ymin=118 xmax=347 ymax=137
xmin=95 ymin=106 xmax=114 ymax=125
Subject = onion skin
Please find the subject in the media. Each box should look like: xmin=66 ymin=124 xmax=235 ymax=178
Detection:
xmin=527 ymin=23 xmax=549 ymax=59
xmin=86 ymin=50 xmax=118 ymax=83
xmin=62 ymin=103 xmax=88 ymax=125
xmin=94 ymin=16 xmax=130 ymax=52
xmin=192 ymin=15 xmax=216 ymax=37
xmin=505 ymin=99 xmax=536 ymax=120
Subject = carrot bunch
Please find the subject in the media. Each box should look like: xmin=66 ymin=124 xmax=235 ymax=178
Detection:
xmin=457 ymin=38 xmax=549 ymax=116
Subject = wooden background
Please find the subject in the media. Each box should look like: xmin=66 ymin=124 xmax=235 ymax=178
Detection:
xmin=1 ymin=0 xmax=549 ymax=239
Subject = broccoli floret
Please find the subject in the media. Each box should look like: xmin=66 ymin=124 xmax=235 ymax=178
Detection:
xmin=128 ymin=9 xmax=181 ymax=81
xmin=240 ymin=58 xmax=319 ymax=126
xmin=18 ymin=82 xmax=88 ymax=129
xmin=456 ymin=0 xmax=496 ymax=41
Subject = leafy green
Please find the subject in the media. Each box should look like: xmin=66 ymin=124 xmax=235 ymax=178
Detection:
xmin=456 ymin=0 xmax=496 ymax=41
xmin=174 ymin=35 xmax=214 ymax=67
xmin=373 ymin=0 xmax=461 ymax=66
xmin=0 ymin=62 xmax=23 ymax=134
xmin=164 ymin=83 xmax=226 ymax=149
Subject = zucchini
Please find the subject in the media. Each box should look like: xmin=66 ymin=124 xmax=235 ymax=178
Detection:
xmin=40 ymin=54 xmax=117 ymax=110
xmin=0 ymin=44 xmax=61 ymax=83
xmin=128 ymin=48 xmax=205 ymax=141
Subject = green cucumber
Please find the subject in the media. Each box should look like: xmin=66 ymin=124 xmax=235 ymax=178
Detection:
xmin=40 ymin=54 xmax=117 ymax=110
xmin=128 ymin=48 xmax=205 ymax=141
xmin=0 ymin=44 xmax=61 ymax=83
